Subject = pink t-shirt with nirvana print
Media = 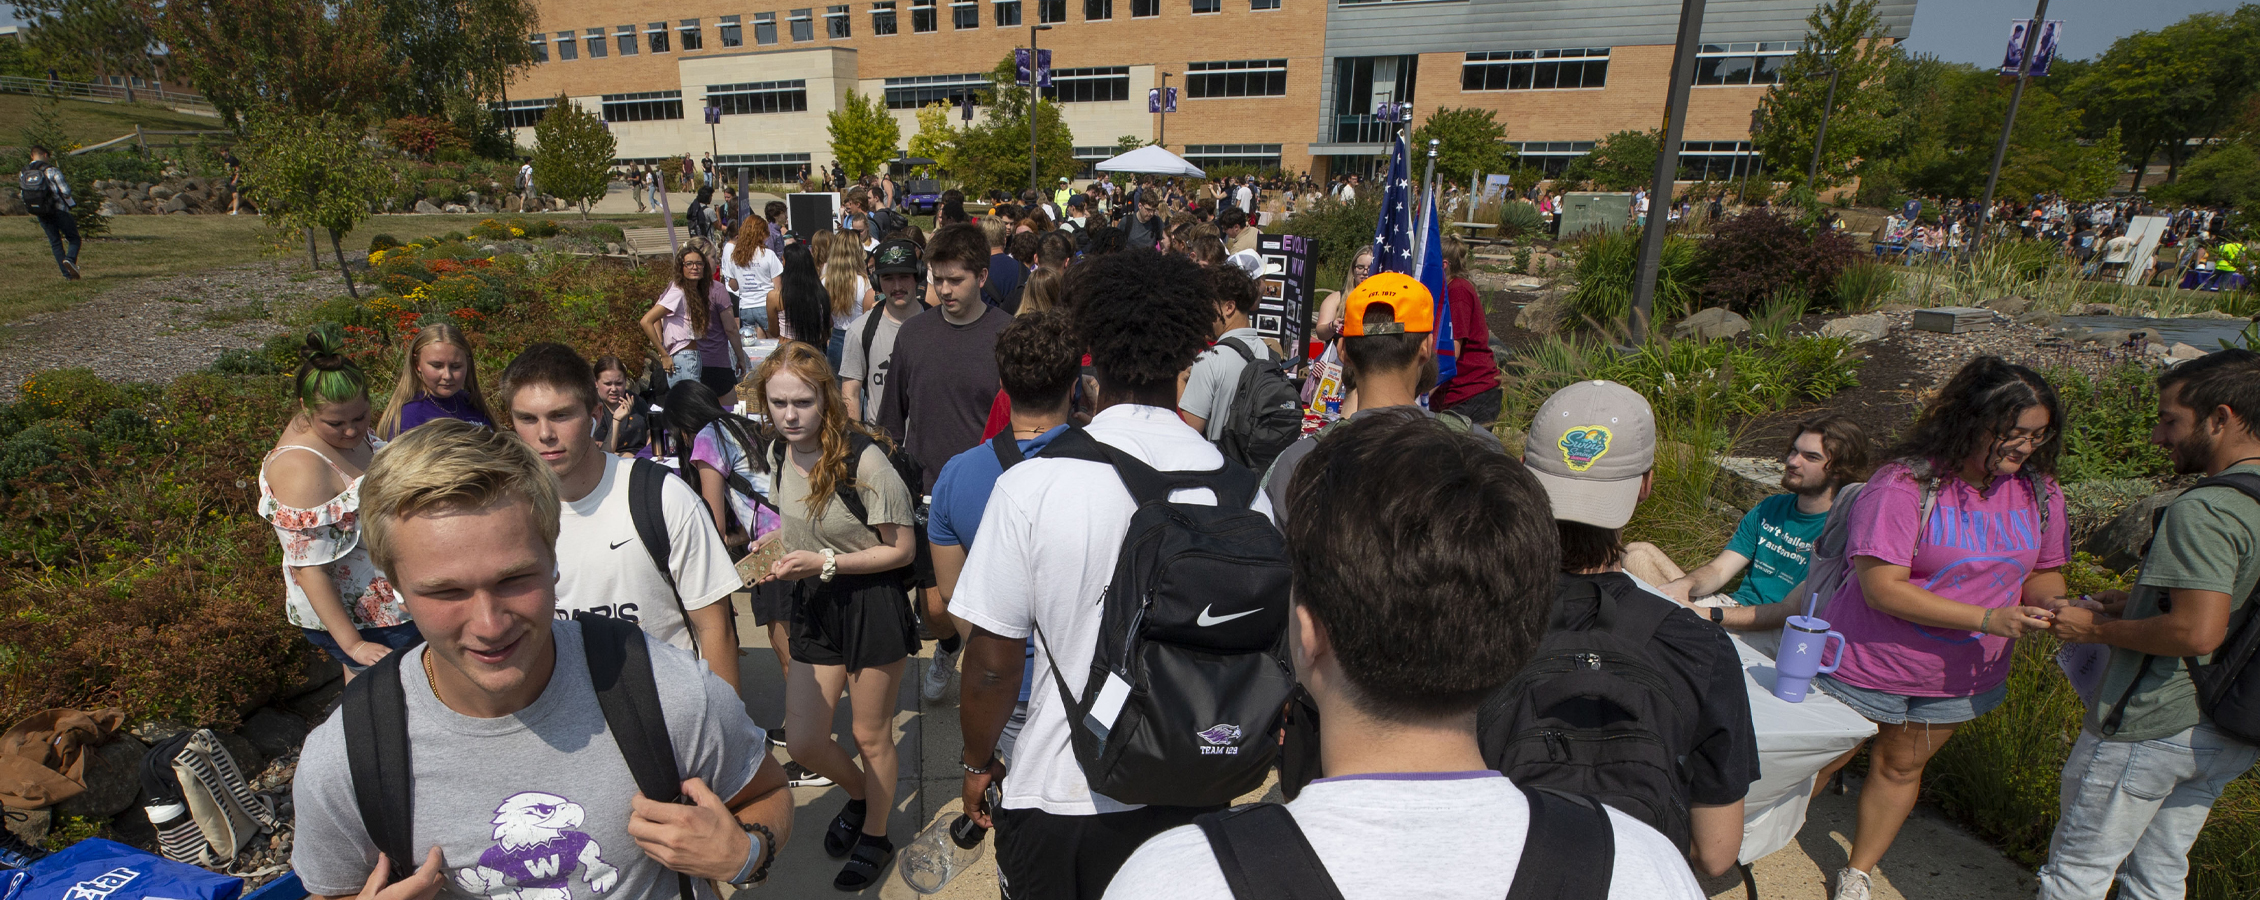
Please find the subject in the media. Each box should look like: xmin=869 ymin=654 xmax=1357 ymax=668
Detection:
xmin=1825 ymin=461 xmax=2067 ymax=698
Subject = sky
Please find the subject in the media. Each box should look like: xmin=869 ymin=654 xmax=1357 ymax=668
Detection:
xmin=1902 ymin=0 xmax=2246 ymax=66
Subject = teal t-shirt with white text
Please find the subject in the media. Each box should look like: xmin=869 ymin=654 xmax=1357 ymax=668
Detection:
xmin=1727 ymin=493 xmax=1827 ymax=605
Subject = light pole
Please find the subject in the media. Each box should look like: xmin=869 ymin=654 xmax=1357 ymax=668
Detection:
xmin=1029 ymin=24 xmax=1052 ymax=200
xmin=1978 ymin=0 xmax=2049 ymax=249
xmin=1159 ymin=71 xmax=1175 ymax=148
xmin=1806 ymin=56 xmax=1840 ymax=189
xmin=1629 ymin=0 xmax=1707 ymax=345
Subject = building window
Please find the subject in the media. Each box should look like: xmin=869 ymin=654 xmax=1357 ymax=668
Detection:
xmin=1131 ymin=0 xmax=1157 ymax=15
xmin=872 ymin=2 xmax=898 ymax=33
xmin=1252 ymin=0 xmax=1278 ymax=9
xmin=708 ymin=80 xmax=811 ymax=114
xmin=1037 ymin=0 xmax=1065 ymax=22
xmin=602 ymin=90 xmax=684 ymax=121
xmin=755 ymin=12 xmax=778 ymax=43
xmin=1506 ymin=140 xmax=1598 ymax=177
xmin=884 ymin=72 xmax=988 ymax=109
xmin=1187 ymin=59 xmax=1286 ymax=98
xmin=529 ymin=34 xmax=549 ymax=62
xmin=1461 ymin=48 xmax=1609 ymax=91
xmin=717 ymin=152 xmax=815 ymax=182
xmin=647 ymin=22 xmax=670 ymax=52
xmin=827 ymin=6 xmax=850 ymax=37
xmin=789 ymin=8 xmax=813 ymax=40
xmin=952 ymin=0 xmax=978 ymax=28
xmin=585 ymin=28 xmax=607 ymax=58
xmin=492 ymin=98 xmax=552 ymax=128
xmin=1043 ymin=66 xmax=1129 ymax=102
xmin=1332 ymin=55 xmax=1417 ymax=143
xmin=678 ymin=19 xmax=703 ymax=51
xmin=616 ymin=25 xmax=638 ymax=55
xmin=995 ymin=0 xmax=1021 ymax=24
xmin=1695 ymin=42 xmax=1801 ymax=86
xmin=555 ymin=31 xmax=577 ymax=60
xmin=1192 ymin=0 xmax=1218 ymax=12
xmin=720 ymin=15 xmax=743 ymax=46
xmin=1183 ymin=143 xmax=1283 ymax=171
xmin=1673 ymin=141 xmax=1764 ymax=180
xmin=912 ymin=0 xmax=938 ymax=31
xmin=1085 ymin=0 xmax=1111 ymax=19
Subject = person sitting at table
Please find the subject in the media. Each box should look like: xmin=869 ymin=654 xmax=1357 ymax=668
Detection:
xmin=1481 ymin=379 xmax=1760 ymax=879
xmin=1624 ymin=414 xmax=1871 ymax=628
xmin=1801 ymin=356 xmax=2069 ymax=900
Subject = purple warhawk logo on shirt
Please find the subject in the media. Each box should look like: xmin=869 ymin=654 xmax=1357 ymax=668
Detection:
xmin=1198 ymin=724 xmax=1243 ymax=746
xmin=452 ymin=792 xmax=619 ymax=900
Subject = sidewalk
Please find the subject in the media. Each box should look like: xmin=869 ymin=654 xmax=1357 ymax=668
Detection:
xmin=720 ymin=597 xmax=2035 ymax=900
xmin=590 ymin=182 xmax=788 ymax=218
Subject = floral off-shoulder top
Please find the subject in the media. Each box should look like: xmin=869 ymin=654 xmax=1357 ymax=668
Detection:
xmin=257 ymin=441 xmax=405 ymax=630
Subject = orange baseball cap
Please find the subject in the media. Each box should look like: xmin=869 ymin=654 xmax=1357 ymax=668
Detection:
xmin=1341 ymin=271 xmax=1435 ymax=336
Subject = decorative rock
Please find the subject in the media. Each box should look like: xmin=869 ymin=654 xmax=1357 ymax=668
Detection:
xmin=237 ymin=709 xmax=309 ymax=763
xmin=285 ymin=677 xmax=344 ymax=723
xmin=282 ymin=655 xmax=343 ymax=700
xmin=1673 ymin=307 xmax=1750 ymax=341
xmin=442 ymin=203 xmax=469 ymax=214
xmin=604 ymin=242 xmax=625 ymax=255
xmin=100 ymin=200 xmax=135 ymax=217
xmin=1982 ymin=294 xmax=2031 ymax=316
xmin=2082 ymin=329 xmax=2137 ymax=346
xmin=2015 ymin=309 xmax=2061 ymax=329
xmin=2085 ymin=303 xmax=2124 ymax=316
xmin=2082 ymin=489 xmax=2185 ymax=570
xmin=0 ymin=192 xmax=23 ymax=216
xmin=150 ymin=185 xmax=176 ymax=201
xmin=4 ymin=806 xmax=49 ymax=845
xmin=414 ymin=199 xmax=442 ymax=214
xmin=2188 ymin=309 xmax=2244 ymax=320
xmin=56 ymin=737 xmax=146 ymax=820
xmin=1713 ymin=456 xmax=1788 ymax=512
xmin=211 ymin=729 xmax=266 ymax=777
xmin=475 ymin=202 xmax=498 ymax=214
xmin=129 ymin=720 xmax=193 ymax=744
xmin=503 ymin=196 xmax=523 ymax=213
xmin=160 ymin=196 xmax=188 ymax=214
xmin=2146 ymin=342 xmax=2170 ymax=358
xmin=1820 ymin=313 xmax=1889 ymax=344
xmin=1515 ymin=286 xmax=1569 ymax=336
xmin=2169 ymin=342 xmax=2207 ymax=360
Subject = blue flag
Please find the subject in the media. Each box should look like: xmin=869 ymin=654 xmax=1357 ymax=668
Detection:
xmin=1414 ymin=180 xmax=1456 ymax=385
xmin=1371 ymin=132 xmax=1414 ymax=277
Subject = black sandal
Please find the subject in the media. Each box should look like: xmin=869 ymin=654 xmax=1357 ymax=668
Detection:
xmin=824 ymin=801 xmax=867 ymax=859
xmin=833 ymin=835 xmax=895 ymax=892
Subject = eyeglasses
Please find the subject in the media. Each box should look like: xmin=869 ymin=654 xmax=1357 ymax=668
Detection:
xmin=1996 ymin=429 xmax=2053 ymax=448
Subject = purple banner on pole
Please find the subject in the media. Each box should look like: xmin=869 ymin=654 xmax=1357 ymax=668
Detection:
xmin=1165 ymin=86 xmax=1177 ymax=113
xmin=1015 ymin=48 xmax=1031 ymax=85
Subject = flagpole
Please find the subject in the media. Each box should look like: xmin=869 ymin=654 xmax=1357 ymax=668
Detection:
xmin=1418 ymin=139 xmax=1439 ymax=260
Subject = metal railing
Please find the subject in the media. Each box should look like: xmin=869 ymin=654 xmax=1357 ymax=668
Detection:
xmin=0 ymin=75 xmax=217 ymax=114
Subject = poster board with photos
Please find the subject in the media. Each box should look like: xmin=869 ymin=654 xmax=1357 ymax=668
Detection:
xmin=1255 ymin=233 xmax=1313 ymax=366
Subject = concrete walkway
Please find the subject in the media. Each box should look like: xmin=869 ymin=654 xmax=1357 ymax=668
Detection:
xmin=719 ymin=596 xmax=2036 ymax=899
xmin=587 ymin=182 xmax=787 ymax=219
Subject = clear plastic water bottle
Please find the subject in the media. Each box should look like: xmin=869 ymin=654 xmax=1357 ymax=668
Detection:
xmin=897 ymin=813 xmax=988 ymax=893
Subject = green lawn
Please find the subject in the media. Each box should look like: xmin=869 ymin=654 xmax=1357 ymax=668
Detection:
xmin=0 ymin=211 xmax=654 ymax=324
xmin=0 ymin=94 xmax=227 ymax=149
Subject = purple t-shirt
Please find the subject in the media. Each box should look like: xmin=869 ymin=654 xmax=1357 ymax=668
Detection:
xmin=1826 ymin=461 xmax=2066 ymax=697
xmin=395 ymin=391 xmax=491 ymax=433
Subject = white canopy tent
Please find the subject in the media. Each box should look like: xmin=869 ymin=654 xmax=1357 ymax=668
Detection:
xmin=1093 ymin=145 xmax=1206 ymax=178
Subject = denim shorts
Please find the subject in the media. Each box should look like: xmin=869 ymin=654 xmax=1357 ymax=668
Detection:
xmin=302 ymin=622 xmax=425 ymax=673
xmin=1814 ymin=674 xmax=2008 ymax=725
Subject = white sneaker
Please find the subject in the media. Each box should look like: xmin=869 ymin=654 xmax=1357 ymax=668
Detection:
xmin=922 ymin=647 xmax=957 ymax=702
xmin=1830 ymin=867 xmax=1873 ymax=900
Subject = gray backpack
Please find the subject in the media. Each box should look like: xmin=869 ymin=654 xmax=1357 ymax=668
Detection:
xmin=1215 ymin=337 xmax=1301 ymax=472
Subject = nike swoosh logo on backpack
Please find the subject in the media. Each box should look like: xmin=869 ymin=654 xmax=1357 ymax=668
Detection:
xmin=609 ymin=539 xmax=633 ymax=550
xmin=1196 ymin=605 xmax=1259 ymax=627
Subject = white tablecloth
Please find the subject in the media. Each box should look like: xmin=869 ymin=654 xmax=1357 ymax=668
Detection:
xmin=1731 ymin=630 xmax=1878 ymax=864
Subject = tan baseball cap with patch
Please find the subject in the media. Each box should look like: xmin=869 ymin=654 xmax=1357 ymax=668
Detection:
xmin=1523 ymin=380 xmax=1656 ymax=530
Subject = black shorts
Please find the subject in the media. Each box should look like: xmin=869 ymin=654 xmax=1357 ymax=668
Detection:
xmin=994 ymin=803 xmax=1222 ymax=900
xmin=748 ymin=578 xmax=794 ymax=627
xmin=699 ymin=365 xmax=740 ymax=399
xmin=788 ymin=571 xmax=917 ymax=672
xmin=911 ymin=514 xmax=938 ymax=590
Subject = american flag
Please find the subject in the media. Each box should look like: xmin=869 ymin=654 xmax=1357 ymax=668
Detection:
xmin=1371 ymin=132 xmax=1456 ymax=383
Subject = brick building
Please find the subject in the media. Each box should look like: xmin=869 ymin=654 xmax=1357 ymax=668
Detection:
xmin=498 ymin=0 xmax=1915 ymax=182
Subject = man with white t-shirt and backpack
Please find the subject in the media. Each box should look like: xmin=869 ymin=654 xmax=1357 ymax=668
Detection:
xmin=1105 ymin=411 xmax=1705 ymax=900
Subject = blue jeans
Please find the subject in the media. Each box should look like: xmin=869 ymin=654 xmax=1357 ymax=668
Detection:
xmin=2036 ymin=724 xmax=2260 ymax=899
xmin=35 ymin=208 xmax=80 ymax=276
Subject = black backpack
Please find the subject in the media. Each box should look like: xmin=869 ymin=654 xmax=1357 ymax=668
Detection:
xmin=1477 ymin=572 xmax=1698 ymax=850
xmin=2104 ymin=472 xmax=2260 ymax=744
xmin=1194 ymin=786 xmax=1615 ymax=900
xmin=19 ymin=163 xmax=56 ymax=216
xmin=1030 ymin=427 xmax=1297 ymax=808
xmin=1215 ymin=337 xmax=1302 ymax=472
xmin=621 ymin=458 xmax=707 ymax=655
xmin=342 ymin=614 xmax=695 ymax=900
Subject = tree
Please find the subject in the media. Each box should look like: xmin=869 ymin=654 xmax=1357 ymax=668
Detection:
xmin=1410 ymin=107 xmax=1515 ymax=188
xmin=13 ymin=0 xmax=156 ymax=101
xmin=18 ymin=92 xmax=110 ymax=236
xmin=1562 ymin=129 xmax=1659 ymax=191
xmin=240 ymin=111 xmax=395 ymax=297
xmin=1752 ymin=0 xmax=1898 ymax=189
xmin=905 ymin=101 xmax=962 ymax=178
xmin=1883 ymin=64 xmax=2119 ymax=203
xmin=370 ymin=0 xmax=540 ymax=119
xmin=828 ymin=90 xmax=901 ymax=180
xmin=531 ymin=96 xmax=616 ymax=219
xmin=152 ymin=0 xmax=401 ymax=128
xmin=1113 ymin=134 xmax=1146 ymax=154
xmin=2068 ymin=8 xmax=2260 ymax=187
xmin=946 ymin=56 xmax=1078 ymax=195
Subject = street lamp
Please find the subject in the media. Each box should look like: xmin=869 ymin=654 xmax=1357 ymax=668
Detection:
xmin=1029 ymin=24 xmax=1052 ymax=199
xmin=1806 ymin=52 xmax=1841 ymax=189
xmin=1159 ymin=71 xmax=1175 ymax=148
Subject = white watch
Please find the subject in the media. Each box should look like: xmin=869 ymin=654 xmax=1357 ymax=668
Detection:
xmin=819 ymin=548 xmax=837 ymax=583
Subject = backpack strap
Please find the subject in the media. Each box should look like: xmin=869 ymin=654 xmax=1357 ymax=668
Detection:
xmin=2108 ymin=472 xmax=2260 ymax=735
xmin=1218 ymin=336 xmax=1258 ymax=364
xmin=626 ymin=459 xmax=698 ymax=658
xmin=861 ymin=307 xmax=887 ymax=369
xmin=991 ymin=431 xmax=1027 ymax=472
xmin=1505 ymin=786 xmax=1616 ymax=900
xmin=1038 ymin=426 xmax=1262 ymax=511
xmin=341 ymin=651 xmax=417 ymax=881
xmin=837 ymin=432 xmax=873 ymax=529
xmin=1193 ymin=804 xmax=1346 ymax=900
xmin=574 ymin=613 xmax=696 ymax=900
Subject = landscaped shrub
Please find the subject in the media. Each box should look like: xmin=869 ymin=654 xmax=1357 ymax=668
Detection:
xmin=1833 ymin=260 xmax=1897 ymax=312
xmin=1268 ymin=194 xmax=1383 ymax=274
xmin=1697 ymin=209 xmax=1861 ymax=313
xmin=2046 ymin=363 xmax=2174 ymax=483
xmin=420 ymin=178 xmax=466 ymax=204
xmin=1495 ymin=201 xmax=1544 ymax=239
xmin=1564 ymin=228 xmax=1704 ymax=327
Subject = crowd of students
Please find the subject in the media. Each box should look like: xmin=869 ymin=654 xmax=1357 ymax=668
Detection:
xmin=252 ymin=194 xmax=2260 ymax=900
